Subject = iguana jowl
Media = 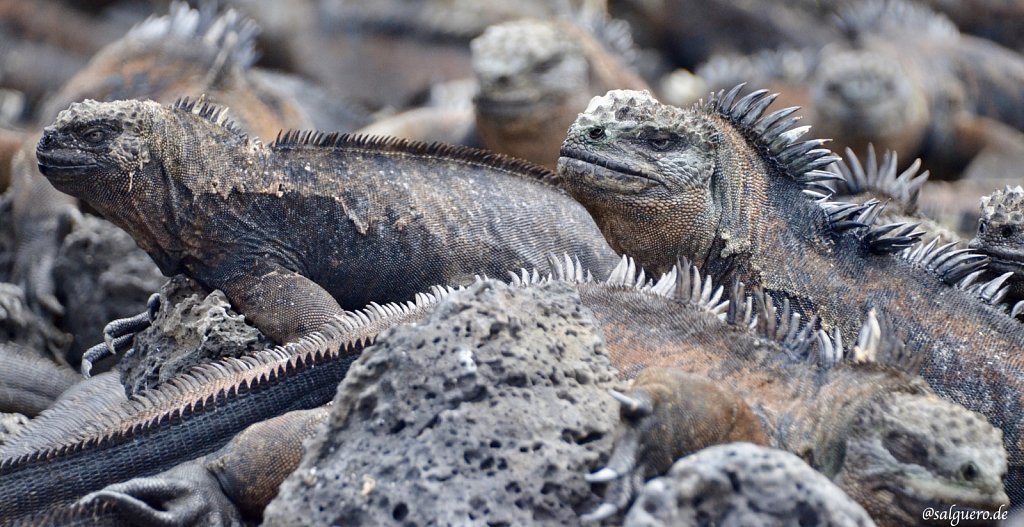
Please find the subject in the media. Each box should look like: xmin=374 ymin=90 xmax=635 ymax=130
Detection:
xmin=34 ymin=97 xmax=617 ymax=344
xmin=556 ymin=86 xmax=1024 ymax=501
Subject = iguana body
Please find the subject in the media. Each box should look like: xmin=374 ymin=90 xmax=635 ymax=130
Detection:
xmin=36 ymin=98 xmax=617 ymax=343
xmin=13 ymin=258 xmax=1007 ymax=525
xmin=970 ymin=185 xmax=1024 ymax=313
xmin=564 ymin=261 xmax=1007 ymax=526
xmin=556 ymin=87 xmax=1024 ymax=501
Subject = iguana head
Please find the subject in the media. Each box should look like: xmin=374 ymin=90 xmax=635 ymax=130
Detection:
xmin=557 ymin=89 xmax=721 ymax=274
xmin=471 ymin=19 xmax=597 ymax=168
xmin=969 ymin=186 xmax=1024 ymax=276
xmin=471 ymin=20 xmax=589 ymax=120
xmin=810 ymin=48 xmax=929 ymax=158
xmin=36 ymin=99 xmax=159 ymax=202
xmin=834 ymin=391 xmax=1008 ymax=525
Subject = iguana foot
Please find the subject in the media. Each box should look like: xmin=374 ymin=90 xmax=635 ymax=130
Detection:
xmin=81 ymin=293 xmax=161 ymax=377
xmin=581 ymin=370 xmax=768 ymax=522
xmin=79 ymin=462 xmax=242 ymax=527
xmin=580 ymin=389 xmax=650 ymax=522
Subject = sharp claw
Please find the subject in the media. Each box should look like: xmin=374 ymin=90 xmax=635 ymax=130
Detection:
xmin=580 ymin=502 xmax=619 ymax=523
xmin=585 ymin=467 xmax=619 ymax=483
xmin=608 ymin=389 xmax=639 ymax=410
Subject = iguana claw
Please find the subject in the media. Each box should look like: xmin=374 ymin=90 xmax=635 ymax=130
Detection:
xmin=81 ymin=293 xmax=161 ymax=377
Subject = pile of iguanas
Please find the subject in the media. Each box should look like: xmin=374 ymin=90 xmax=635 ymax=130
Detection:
xmin=2 ymin=0 xmax=1024 ymax=526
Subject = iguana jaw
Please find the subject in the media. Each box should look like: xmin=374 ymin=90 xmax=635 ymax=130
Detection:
xmin=557 ymin=149 xmax=664 ymax=194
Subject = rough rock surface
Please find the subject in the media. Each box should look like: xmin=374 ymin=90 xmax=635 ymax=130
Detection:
xmin=0 ymin=282 xmax=69 ymax=360
xmin=624 ymin=443 xmax=876 ymax=527
xmin=52 ymin=212 xmax=165 ymax=364
xmin=119 ymin=275 xmax=270 ymax=397
xmin=264 ymin=280 xmax=622 ymax=526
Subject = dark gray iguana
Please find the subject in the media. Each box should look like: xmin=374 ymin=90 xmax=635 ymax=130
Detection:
xmin=556 ymin=87 xmax=1024 ymax=502
xmin=35 ymin=97 xmax=617 ymax=348
xmin=0 ymin=289 xmax=448 ymax=523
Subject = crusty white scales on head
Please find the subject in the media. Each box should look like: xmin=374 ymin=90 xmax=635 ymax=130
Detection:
xmin=557 ymin=86 xmax=1024 ymax=503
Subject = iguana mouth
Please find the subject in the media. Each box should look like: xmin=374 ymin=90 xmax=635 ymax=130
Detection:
xmin=882 ymin=483 xmax=1007 ymax=523
xmin=474 ymin=93 xmax=559 ymax=117
xmin=558 ymin=146 xmax=661 ymax=185
xmin=36 ymin=150 xmax=99 ymax=171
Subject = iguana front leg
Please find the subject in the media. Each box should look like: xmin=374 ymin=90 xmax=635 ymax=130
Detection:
xmin=78 ymin=407 xmax=329 ymax=525
xmin=214 ymin=262 xmax=346 ymax=343
xmin=582 ymin=368 xmax=768 ymax=522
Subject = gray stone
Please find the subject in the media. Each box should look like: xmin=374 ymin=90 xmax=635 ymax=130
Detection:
xmin=52 ymin=212 xmax=165 ymax=364
xmin=119 ymin=275 xmax=270 ymax=397
xmin=0 ymin=412 xmax=29 ymax=447
xmin=264 ymin=280 xmax=621 ymax=526
xmin=624 ymin=442 xmax=876 ymax=527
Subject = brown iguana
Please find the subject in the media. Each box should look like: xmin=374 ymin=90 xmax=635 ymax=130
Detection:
xmin=970 ymin=185 xmax=1024 ymax=316
xmin=10 ymin=257 xmax=1008 ymax=525
xmin=471 ymin=15 xmax=649 ymax=169
xmin=556 ymin=86 xmax=1024 ymax=502
xmin=357 ymin=13 xmax=649 ymax=170
xmin=34 ymin=97 xmax=617 ymax=348
xmin=564 ymin=259 xmax=1007 ymax=526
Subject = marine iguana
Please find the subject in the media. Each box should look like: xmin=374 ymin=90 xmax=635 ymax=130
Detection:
xmin=35 ymin=97 xmax=617 ymax=347
xmin=970 ymin=185 xmax=1024 ymax=314
xmin=556 ymin=87 xmax=1024 ymax=501
xmin=471 ymin=15 xmax=649 ymax=169
xmin=0 ymin=290 xmax=446 ymax=523
xmin=694 ymin=0 xmax=1024 ymax=181
xmin=562 ymin=260 xmax=1007 ymax=526
xmin=53 ymin=258 xmax=1009 ymax=525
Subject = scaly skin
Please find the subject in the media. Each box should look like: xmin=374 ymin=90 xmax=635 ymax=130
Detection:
xmin=35 ymin=98 xmax=617 ymax=343
xmin=15 ymin=258 xmax=1007 ymax=525
xmin=471 ymin=16 xmax=648 ymax=169
xmin=556 ymin=87 xmax=1024 ymax=502
xmin=970 ymin=185 xmax=1024 ymax=310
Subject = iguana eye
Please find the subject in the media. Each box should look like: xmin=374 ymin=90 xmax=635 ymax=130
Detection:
xmin=534 ymin=54 xmax=562 ymax=74
xmin=649 ymin=136 xmax=672 ymax=151
xmin=1001 ymin=225 xmax=1015 ymax=238
xmin=82 ymin=127 xmax=108 ymax=144
xmin=588 ymin=127 xmax=606 ymax=140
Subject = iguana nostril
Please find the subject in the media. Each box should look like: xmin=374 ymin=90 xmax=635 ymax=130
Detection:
xmin=961 ymin=461 xmax=979 ymax=481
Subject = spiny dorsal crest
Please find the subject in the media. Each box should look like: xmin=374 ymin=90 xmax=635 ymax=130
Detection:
xmin=708 ymin=84 xmax=840 ymax=184
xmin=900 ymin=237 xmax=1022 ymax=312
xmin=835 ymin=0 xmax=958 ymax=40
xmin=127 ymin=1 xmax=260 ymax=71
xmin=980 ymin=185 xmax=1024 ymax=227
xmin=826 ymin=145 xmax=929 ymax=209
xmin=698 ymin=48 xmax=817 ymax=92
xmin=172 ymin=95 xmax=245 ymax=137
